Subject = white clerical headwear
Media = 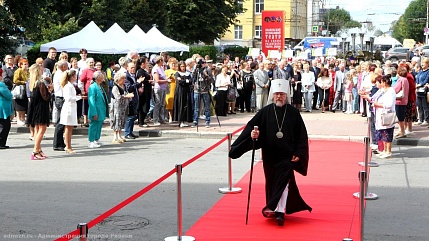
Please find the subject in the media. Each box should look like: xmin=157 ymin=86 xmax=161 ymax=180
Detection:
xmin=271 ymin=79 xmax=289 ymax=94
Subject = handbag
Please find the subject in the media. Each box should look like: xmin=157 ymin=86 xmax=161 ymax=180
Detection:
xmin=11 ymin=84 xmax=25 ymax=99
xmin=166 ymin=83 xmax=170 ymax=95
xmin=381 ymin=111 xmax=399 ymax=126
xmin=226 ymin=86 xmax=237 ymax=102
xmin=395 ymin=90 xmax=404 ymax=99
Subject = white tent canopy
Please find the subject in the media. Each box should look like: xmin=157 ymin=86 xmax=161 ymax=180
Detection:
xmin=41 ymin=22 xmax=189 ymax=54
xmin=103 ymin=23 xmax=143 ymax=54
xmin=146 ymin=26 xmax=189 ymax=52
xmin=40 ymin=21 xmax=119 ymax=54
xmin=128 ymin=25 xmax=146 ymax=39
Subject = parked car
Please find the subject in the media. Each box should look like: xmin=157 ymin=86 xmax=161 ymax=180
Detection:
xmin=413 ymin=45 xmax=429 ymax=57
xmin=384 ymin=47 xmax=410 ymax=62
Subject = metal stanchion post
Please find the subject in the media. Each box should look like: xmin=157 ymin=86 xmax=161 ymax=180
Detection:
xmin=77 ymin=223 xmax=88 ymax=241
xmin=358 ymin=116 xmax=379 ymax=167
xmin=219 ymin=133 xmax=242 ymax=194
xmin=354 ymin=137 xmax=378 ymax=200
xmin=165 ymin=165 xmax=195 ymax=241
xmin=359 ymin=171 xmax=366 ymax=241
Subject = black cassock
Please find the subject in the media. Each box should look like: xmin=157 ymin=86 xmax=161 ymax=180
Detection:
xmin=172 ymin=72 xmax=193 ymax=123
xmin=229 ymin=103 xmax=312 ymax=215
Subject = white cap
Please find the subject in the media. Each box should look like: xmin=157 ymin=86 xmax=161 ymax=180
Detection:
xmin=271 ymin=79 xmax=289 ymax=94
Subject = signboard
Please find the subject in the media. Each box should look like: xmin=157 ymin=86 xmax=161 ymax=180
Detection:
xmin=267 ymin=50 xmax=282 ymax=60
xmin=262 ymin=10 xmax=285 ymax=56
xmin=312 ymin=48 xmax=323 ymax=57
xmin=327 ymin=48 xmax=337 ymax=56
xmin=403 ymin=39 xmax=415 ymax=49
xmin=312 ymin=26 xmax=318 ymax=33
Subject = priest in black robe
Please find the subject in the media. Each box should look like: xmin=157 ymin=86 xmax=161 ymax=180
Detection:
xmin=229 ymin=79 xmax=312 ymax=226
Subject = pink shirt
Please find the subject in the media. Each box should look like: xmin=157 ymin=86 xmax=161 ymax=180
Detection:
xmin=80 ymin=68 xmax=96 ymax=93
xmin=344 ymin=80 xmax=353 ymax=93
xmin=394 ymin=76 xmax=409 ymax=105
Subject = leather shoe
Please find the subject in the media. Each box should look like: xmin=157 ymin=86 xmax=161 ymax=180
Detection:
xmin=0 ymin=146 xmax=10 ymax=149
xmin=275 ymin=212 xmax=285 ymax=226
xmin=130 ymin=133 xmax=139 ymax=138
xmin=53 ymin=147 xmax=65 ymax=151
xmin=125 ymin=135 xmax=135 ymax=140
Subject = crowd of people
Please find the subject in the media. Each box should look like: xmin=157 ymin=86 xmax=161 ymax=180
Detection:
xmin=1 ymin=47 xmax=429 ymax=159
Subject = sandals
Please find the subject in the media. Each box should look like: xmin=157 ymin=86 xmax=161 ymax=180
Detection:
xmin=65 ymin=149 xmax=76 ymax=154
xmin=31 ymin=152 xmax=45 ymax=160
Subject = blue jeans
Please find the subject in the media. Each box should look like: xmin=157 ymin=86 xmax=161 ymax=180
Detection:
xmin=352 ymin=87 xmax=359 ymax=112
xmin=193 ymin=92 xmax=210 ymax=124
xmin=124 ymin=115 xmax=137 ymax=136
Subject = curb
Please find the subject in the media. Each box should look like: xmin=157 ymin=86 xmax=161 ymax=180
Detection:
xmin=9 ymin=126 xmax=429 ymax=146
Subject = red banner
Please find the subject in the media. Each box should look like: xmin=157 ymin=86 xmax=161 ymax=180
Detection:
xmin=262 ymin=10 xmax=285 ymax=56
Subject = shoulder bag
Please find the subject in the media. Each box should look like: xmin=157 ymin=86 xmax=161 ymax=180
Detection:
xmin=381 ymin=111 xmax=399 ymax=126
xmin=11 ymin=84 xmax=26 ymax=99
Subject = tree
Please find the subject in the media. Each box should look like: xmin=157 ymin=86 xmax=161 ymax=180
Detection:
xmin=324 ymin=7 xmax=361 ymax=35
xmin=392 ymin=0 xmax=426 ymax=43
xmin=165 ymin=0 xmax=242 ymax=44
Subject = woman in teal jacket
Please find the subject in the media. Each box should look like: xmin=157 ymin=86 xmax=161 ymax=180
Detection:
xmin=0 ymin=70 xmax=14 ymax=149
xmin=88 ymin=71 xmax=108 ymax=148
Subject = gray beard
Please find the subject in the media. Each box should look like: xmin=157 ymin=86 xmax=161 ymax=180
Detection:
xmin=275 ymin=100 xmax=285 ymax=107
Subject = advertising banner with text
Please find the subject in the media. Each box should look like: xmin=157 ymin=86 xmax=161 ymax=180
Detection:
xmin=262 ymin=10 xmax=284 ymax=56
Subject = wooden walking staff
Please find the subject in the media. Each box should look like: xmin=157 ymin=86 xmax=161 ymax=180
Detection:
xmin=246 ymin=126 xmax=258 ymax=225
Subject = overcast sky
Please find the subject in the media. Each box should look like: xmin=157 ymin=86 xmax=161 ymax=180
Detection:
xmin=326 ymin=0 xmax=414 ymax=32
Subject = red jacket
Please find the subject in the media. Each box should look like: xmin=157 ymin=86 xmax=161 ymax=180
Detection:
xmin=406 ymin=72 xmax=416 ymax=103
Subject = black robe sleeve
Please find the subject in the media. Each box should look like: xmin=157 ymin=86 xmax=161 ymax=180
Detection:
xmin=229 ymin=110 xmax=263 ymax=159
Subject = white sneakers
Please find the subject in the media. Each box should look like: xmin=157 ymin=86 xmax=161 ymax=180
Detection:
xmin=179 ymin=122 xmax=189 ymax=128
xmin=88 ymin=142 xmax=101 ymax=148
xmin=375 ymin=151 xmax=392 ymax=159
xmin=153 ymin=122 xmax=161 ymax=126
xmin=420 ymin=121 xmax=428 ymax=126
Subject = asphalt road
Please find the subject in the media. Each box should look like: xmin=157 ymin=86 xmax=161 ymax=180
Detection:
xmin=0 ymin=133 xmax=253 ymax=241
xmin=1 ymin=129 xmax=428 ymax=240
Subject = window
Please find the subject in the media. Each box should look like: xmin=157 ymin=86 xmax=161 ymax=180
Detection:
xmin=255 ymin=26 xmax=262 ymax=38
xmin=234 ymin=25 xmax=243 ymax=40
xmin=255 ymin=0 xmax=264 ymax=14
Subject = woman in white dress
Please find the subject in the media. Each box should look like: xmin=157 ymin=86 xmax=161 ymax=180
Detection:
xmin=60 ymin=70 xmax=81 ymax=153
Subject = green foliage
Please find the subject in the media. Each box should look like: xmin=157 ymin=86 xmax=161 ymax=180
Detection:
xmin=223 ymin=46 xmax=249 ymax=60
xmin=169 ymin=45 xmax=217 ymax=61
xmin=324 ymin=7 xmax=360 ymax=34
xmin=392 ymin=0 xmax=426 ymax=44
xmin=165 ymin=0 xmax=242 ymax=43
xmin=41 ymin=17 xmax=80 ymax=42
xmin=0 ymin=6 xmax=18 ymax=57
xmin=344 ymin=20 xmax=361 ymax=29
xmin=26 ymin=43 xmax=46 ymax=63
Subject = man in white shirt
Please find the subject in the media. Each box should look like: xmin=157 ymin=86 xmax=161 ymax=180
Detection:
xmin=53 ymin=61 xmax=68 ymax=150
xmin=331 ymin=64 xmax=348 ymax=113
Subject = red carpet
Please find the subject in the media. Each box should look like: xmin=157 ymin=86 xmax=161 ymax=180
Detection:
xmin=186 ymin=140 xmax=364 ymax=240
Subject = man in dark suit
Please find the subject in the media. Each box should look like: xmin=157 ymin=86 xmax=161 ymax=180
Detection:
xmin=124 ymin=62 xmax=144 ymax=139
xmin=309 ymin=59 xmax=320 ymax=110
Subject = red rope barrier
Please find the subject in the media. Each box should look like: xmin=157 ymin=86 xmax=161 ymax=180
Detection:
xmin=54 ymin=125 xmax=246 ymax=241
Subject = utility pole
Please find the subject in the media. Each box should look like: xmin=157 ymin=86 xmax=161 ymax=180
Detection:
xmin=425 ymin=0 xmax=429 ymax=44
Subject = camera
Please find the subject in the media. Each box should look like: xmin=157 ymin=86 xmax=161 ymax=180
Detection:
xmin=196 ymin=59 xmax=205 ymax=69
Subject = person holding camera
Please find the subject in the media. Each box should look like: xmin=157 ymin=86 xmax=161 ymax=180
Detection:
xmin=192 ymin=58 xmax=213 ymax=128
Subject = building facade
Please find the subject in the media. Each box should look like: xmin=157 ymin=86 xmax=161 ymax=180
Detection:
xmin=218 ymin=0 xmax=308 ymax=48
